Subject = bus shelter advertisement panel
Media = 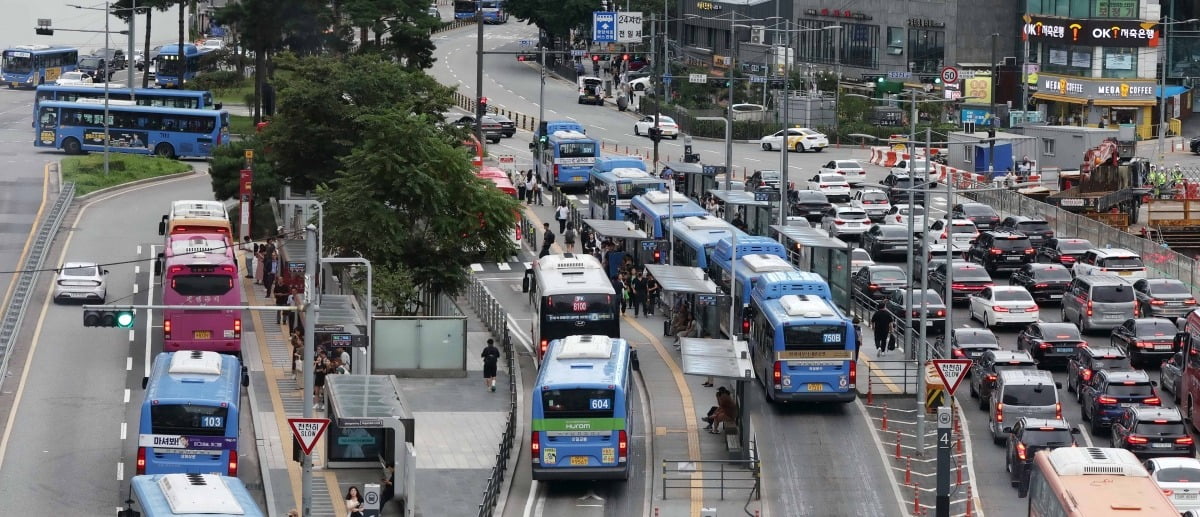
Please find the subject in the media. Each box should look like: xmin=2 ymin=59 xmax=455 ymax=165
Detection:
xmin=138 ymin=434 xmax=237 ymax=452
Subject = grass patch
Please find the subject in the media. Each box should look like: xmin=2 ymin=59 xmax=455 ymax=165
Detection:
xmin=212 ymin=81 xmax=255 ymax=107
xmin=62 ymin=154 xmax=192 ymax=195
xmin=228 ymin=114 xmax=256 ymax=136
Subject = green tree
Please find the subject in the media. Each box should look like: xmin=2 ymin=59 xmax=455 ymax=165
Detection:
xmin=207 ymin=134 xmax=282 ymax=202
xmin=111 ymin=0 xmax=175 ymax=88
xmin=319 ymin=109 xmax=519 ymax=301
xmin=215 ymin=0 xmax=290 ymax=121
xmin=504 ymin=0 xmax=594 ymax=40
xmin=264 ymin=54 xmax=456 ymax=191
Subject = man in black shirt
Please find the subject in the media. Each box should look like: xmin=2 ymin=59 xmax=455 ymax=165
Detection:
xmin=539 ymin=223 xmax=556 ymax=258
xmin=870 ymin=307 xmax=896 ymax=354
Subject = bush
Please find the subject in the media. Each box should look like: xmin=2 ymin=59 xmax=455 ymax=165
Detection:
xmin=188 ymin=70 xmax=245 ymax=92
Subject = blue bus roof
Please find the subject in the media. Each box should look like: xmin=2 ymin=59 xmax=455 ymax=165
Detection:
xmin=144 ymin=352 xmax=242 ymax=407
xmin=592 ymin=155 xmax=646 ymax=172
xmin=711 ymin=236 xmax=789 ymax=267
xmin=39 ymin=100 xmax=226 ymax=117
xmin=756 ymin=293 xmax=847 ymax=328
xmin=36 ymin=84 xmax=211 ymax=98
xmin=158 ymin=44 xmax=205 ymax=57
xmin=629 ymin=192 xmax=707 ymax=219
xmin=537 ymin=120 xmax=585 ymax=136
xmin=131 ymin=474 xmax=264 ymax=516
xmin=547 ymin=130 xmax=596 ymax=143
xmin=3 ymin=45 xmax=76 ymax=54
xmin=751 ymin=270 xmax=831 ymax=303
xmin=538 ymin=335 xmax=630 ymax=387
xmin=592 ymin=168 xmax=660 ymax=184
xmin=671 ymin=215 xmax=745 ymax=248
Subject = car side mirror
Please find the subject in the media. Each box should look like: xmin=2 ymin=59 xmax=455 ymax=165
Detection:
xmin=103 ymin=269 xmax=110 ymax=275
xmin=1002 ymin=426 xmax=1012 ymax=434
xmin=1070 ymin=427 xmax=1082 ymax=435
xmin=1054 ymin=382 xmax=1063 ymax=389
xmin=1150 ymin=380 xmax=1158 ymax=387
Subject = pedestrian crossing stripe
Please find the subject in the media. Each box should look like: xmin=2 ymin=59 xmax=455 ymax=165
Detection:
xmin=497 ymin=262 xmax=511 ymax=270
xmin=470 ymin=263 xmax=484 ymax=272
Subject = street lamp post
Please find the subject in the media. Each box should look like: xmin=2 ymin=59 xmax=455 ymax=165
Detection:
xmin=833 ymin=25 xmax=841 ymax=147
xmin=68 ymin=2 xmax=142 ymax=175
xmin=1156 ymin=19 xmax=1199 ymax=167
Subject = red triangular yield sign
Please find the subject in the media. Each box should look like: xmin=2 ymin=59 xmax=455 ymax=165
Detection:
xmin=932 ymin=359 xmax=973 ymax=396
xmin=288 ymin=417 xmax=330 ymax=455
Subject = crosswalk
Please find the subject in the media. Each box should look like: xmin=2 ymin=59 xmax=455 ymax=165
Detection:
xmin=469 ymin=259 xmax=531 ymax=273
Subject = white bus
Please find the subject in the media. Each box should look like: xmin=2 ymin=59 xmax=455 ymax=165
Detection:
xmin=527 ymin=254 xmax=620 ymax=362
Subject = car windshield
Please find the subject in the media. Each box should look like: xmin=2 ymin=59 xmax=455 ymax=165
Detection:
xmin=995 ymin=290 xmax=1034 ymax=302
xmin=1001 ymin=385 xmax=1057 ymax=406
xmin=1093 ymin=285 xmax=1134 ymax=303
xmin=961 ymin=205 xmax=996 ymax=216
xmin=1149 ymin=281 xmax=1191 ymax=295
xmin=1043 ymin=327 xmax=1082 ymax=341
xmin=914 ymin=291 xmax=943 ymax=304
xmin=1016 ymin=221 xmax=1051 ymax=233
xmin=820 ymin=175 xmax=845 ymax=183
xmin=862 ymin=192 xmax=888 ymax=202
xmin=1135 ymin=320 xmax=1178 ymax=337
xmin=954 ymin=266 xmax=990 ymax=280
xmin=950 ymin=224 xmax=978 ymax=234
xmin=1092 ymin=357 xmax=1132 ymax=370
xmin=872 ymin=269 xmax=906 ymax=281
xmin=1035 ymin=268 xmax=1073 ymax=281
xmin=1058 ymin=240 xmax=1092 ymax=253
xmin=1157 ymin=467 xmax=1200 ymax=482
xmin=657 ymin=116 xmax=676 ymax=125
xmin=1105 ymin=383 xmax=1155 ymax=397
xmin=1100 ymin=256 xmax=1144 ymax=268
xmin=993 ymin=237 xmax=1032 ymax=250
xmin=1022 ymin=429 xmax=1073 ymax=446
xmin=836 ymin=161 xmax=860 ymax=169
xmin=63 ymin=266 xmax=98 ymax=276
xmin=79 ymin=57 xmax=101 ymax=68
xmin=1135 ymin=421 xmax=1186 ymax=435
xmin=852 ymin=249 xmax=871 ymax=261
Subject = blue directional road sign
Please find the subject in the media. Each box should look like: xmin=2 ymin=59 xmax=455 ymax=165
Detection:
xmin=662 ymin=75 xmax=671 ymax=84
xmin=593 ymin=11 xmax=616 ymax=43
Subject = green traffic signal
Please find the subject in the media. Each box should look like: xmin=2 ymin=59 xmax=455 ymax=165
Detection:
xmin=83 ymin=308 xmax=135 ymax=328
xmin=116 ymin=311 xmax=135 ymax=328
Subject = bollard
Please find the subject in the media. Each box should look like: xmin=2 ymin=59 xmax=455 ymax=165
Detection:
xmin=956 ymin=436 xmax=963 ymax=455
xmin=654 ymin=508 xmax=659 ymax=517
xmin=965 ymin=486 xmax=974 ymax=517
xmin=956 ymin=456 xmax=963 ymax=487
xmin=867 ymin=376 xmax=874 ymax=405
xmin=881 ymin=403 xmax=888 ymax=431
xmin=904 ymin=456 xmax=912 ymax=485
xmin=913 ymin=482 xmax=921 ymax=515
xmin=895 ymin=431 xmax=902 ymax=460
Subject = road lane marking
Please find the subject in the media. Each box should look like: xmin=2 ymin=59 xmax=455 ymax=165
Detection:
xmin=120 ymin=422 xmax=126 ymax=440
xmin=123 ymin=389 xmax=130 ymax=404
xmin=0 ymin=164 xmax=48 ymax=348
xmin=856 ymin=398 xmax=911 ymax=516
xmin=117 ymin=462 xmax=124 ymax=481
xmin=126 ymin=357 xmax=133 ymax=371
xmin=145 ymin=246 xmax=156 ymax=378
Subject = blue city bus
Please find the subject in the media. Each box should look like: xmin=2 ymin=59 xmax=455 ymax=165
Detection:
xmin=537 ymin=129 xmax=599 ymax=188
xmin=2 ymin=45 xmax=79 ymax=88
xmin=531 ymin=335 xmax=633 ymax=481
xmin=125 ymin=474 xmax=265 ymax=517
xmin=453 ymin=0 xmax=477 ymax=20
xmin=34 ymin=85 xmax=218 ymax=125
xmin=35 ymin=100 xmax=229 ymax=158
xmin=709 ymin=235 xmax=789 ymax=283
xmin=587 ymin=166 xmax=664 ymax=220
xmin=155 ymin=44 xmax=215 ymax=88
xmin=137 ymin=351 xmax=248 ymax=476
xmin=454 ymin=0 xmax=509 ymax=22
xmin=670 ymin=215 xmax=747 ymax=270
xmin=748 ymin=273 xmax=856 ymax=404
xmin=628 ymin=190 xmax=708 ymax=239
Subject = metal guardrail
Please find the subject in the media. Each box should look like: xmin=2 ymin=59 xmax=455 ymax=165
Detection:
xmin=467 ymin=277 xmax=518 ymax=517
xmin=0 ymin=181 xmax=75 ymax=379
xmin=661 ymin=459 xmax=760 ymax=500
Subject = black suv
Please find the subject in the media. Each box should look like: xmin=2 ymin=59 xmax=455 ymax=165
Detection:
xmin=967 ymin=231 xmax=1035 ymax=274
xmin=1016 ymin=322 xmax=1087 ymax=366
xmin=969 ymin=350 xmax=1038 ymax=409
xmin=1110 ymin=406 xmax=1194 ymax=459
xmin=935 ymin=327 xmax=1000 ymax=362
xmin=791 ymin=190 xmax=832 ymax=222
xmin=1081 ymin=369 xmax=1160 ymax=433
xmin=950 ymin=202 xmax=1001 ymax=231
xmin=1004 ymin=417 xmax=1080 ymax=497
xmin=76 ymin=55 xmax=113 ymax=82
xmin=1035 ymin=238 xmax=1093 ymax=267
xmin=998 ymin=216 xmax=1054 ymax=246
xmin=1066 ymin=346 xmax=1132 ymax=397
xmin=862 ymin=224 xmax=915 ymax=261
xmin=929 ymin=261 xmax=994 ymax=304
xmin=1111 ymin=317 xmax=1179 ymax=367
xmin=1008 ymin=263 xmax=1073 ymax=303
xmin=852 ymin=265 xmax=908 ymax=304
xmin=884 ymin=289 xmax=947 ymax=333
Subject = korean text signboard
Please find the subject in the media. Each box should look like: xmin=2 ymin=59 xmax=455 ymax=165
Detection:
xmin=1021 ymin=14 xmax=1159 ymax=47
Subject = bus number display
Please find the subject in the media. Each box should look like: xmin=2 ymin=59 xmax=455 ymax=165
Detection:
xmin=200 ymin=416 xmax=225 ymax=428
xmin=572 ymin=301 xmax=588 ymax=312
xmin=823 ymin=332 xmax=841 ymax=344
xmin=589 ymin=398 xmax=612 ymax=410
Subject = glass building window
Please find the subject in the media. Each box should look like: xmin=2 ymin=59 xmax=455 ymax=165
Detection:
xmin=1102 ymin=47 xmax=1137 ymax=78
xmin=887 ymin=27 xmax=904 ymax=55
xmin=1042 ymin=44 xmax=1092 ymax=74
xmin=1027 ymin=0 xmax=1095 ymax=17
xmin=908 ymin=29 xmax=944 ymax=74
xmin=796 ymin=20 xmax=878 ymax=69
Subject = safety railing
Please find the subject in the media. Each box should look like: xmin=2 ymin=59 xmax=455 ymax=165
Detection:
xmin=864 ymin=359 xmax=922 ymax=396
xmin=467 ymin=277 xmax=518 ymax=517
xmin=661 ymin=459 xmax=760 ymax=501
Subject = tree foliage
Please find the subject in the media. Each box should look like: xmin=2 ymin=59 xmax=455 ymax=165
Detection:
xmin=504 ymin=0 xmax=595 ymax=40
xmin=207 ymin=134 xmax=281 ymax=203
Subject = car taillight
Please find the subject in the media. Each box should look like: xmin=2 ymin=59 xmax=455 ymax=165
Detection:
xmin=912 ymin=310 xmax=921 ymax=317
xmin=986 ymin=374 xmax=997 ymax=381
xmin=1055 ymin=402 xmax=1062 ymax=419
xmin=234 ymin=318 xmax=242 ymax=338
xmin=896 ymin=216 xmax=903 ymax=222
xmin=953 ymin=348 xmax=965 ymax=358
xmin=1150 ymin=298 xmax=1166 ymax=306
xmin=531 ymin=431 xmax=540 ymax=462
xmin=1024 ymin=307 xmax=1038 ymax=313
xmin=940 ymin=232 xmax=948 ymax=239
xmin=994 ymin=306 xmax=1010 ymax=312
xmin=773 ymin=361 xmax=782 ymax=389
xmin=539 ymin=339 xmax=548 ymax=359
xmin=951 ymin=283 xmax=966 ymax=289
xmin=1034 ymin=283 xmax=1048 ymax=288
xmin=820 ymin=184 xmax=829 ymax=188
xmin=1047 ymin=231 xmax=1055 ymax=238
xmin=1082 ymin=369 xmax=1093 ymax=381
xmin=1086 ymin=301 xmax=1093 ymax=317
xmin=163 ymin=319 xmax=172 ymax=339
xmin=1024 ymin=248 xmax=1035 ymax=254
xmin=1016 ymin=442 xmax=1028 ymax=461
xmin=936 ymin=310 xmax=945 ymax=317
xmin=228 ymin=448 xmax=238 ymax=476
xmin=619 ymin=430 xmax=628 ymax=460
xmin=1039 ymin=342 xmax=1050 ymax=348
xmin=1126 ymin=435 xmax=1149 ymax=444
xmin=136 ymin=447 xmax=146 ymax=474
xmin=1134 ymin=304 xmax=1141 ymax=317
xmin=1077 ymin=341 xmax=1088 ymax=348
xmin=1098 ymin=395 xmax=1118 ymax=405
xmin=989 ymin=248 xmax=1002 ymax=255
xmin=994 ymin=402 xmax=1004 ymax=423
xmin=1144 ymin=397 xmax=1161 ymax=406
xmin=1164 ymin=489 xmax=1175 ymax=497
xmin=1136 ymin=341 xmax=1150 ymax=349
xmin=868 ymin=283 xmax=880 ymax=290
xmin=553 ymin=164 xmax=559 ymax=178
xmin=1178 ymin=436 xmax=1195 ymax=445
xmin=1187 ymin=298 xmax=1198 ymax=305
xmin=834 ymin=219 xmax=845 ymax=225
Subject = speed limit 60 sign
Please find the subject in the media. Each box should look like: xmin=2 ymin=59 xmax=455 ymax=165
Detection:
xmin=940 ymin=66 xmax=959 ymax=85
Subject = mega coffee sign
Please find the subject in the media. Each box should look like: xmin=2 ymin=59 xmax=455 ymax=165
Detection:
xmin=1021 ymin=14 xmax=1159 ymax=47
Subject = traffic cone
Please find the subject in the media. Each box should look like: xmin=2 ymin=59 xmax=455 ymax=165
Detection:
xmin=904 ymin=456 xmax=912 ymax=485
xmin=913 ymin=482 xmax=921 ymax=515
xmin=867 ymin=376 xmax=874 ymax=405
xmin=956 ymin=455 xmax=963 ymax=486
xmin=965 ymin=486 xmax=974 ymax=517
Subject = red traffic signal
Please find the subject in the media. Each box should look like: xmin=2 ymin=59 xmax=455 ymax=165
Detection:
xmin=592 ymin=55 xmax=599 ymax=62
xmin=517 ymin=55 xmax=526 ymax=61
xmin=623 ymin=54 xmax=629 ymax=61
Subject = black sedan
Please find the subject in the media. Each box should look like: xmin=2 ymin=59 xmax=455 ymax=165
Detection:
xmin=935 ymin=328 xmax=1001 ymax=362
xmin=929 ymin=261 xmax=994 ymax=304
xmin=791 ymin=190 xmax=833 ymax=223
xmin=1035 ymin=238 xmax=1093 ymax=267
xmin=862 ymin=224 xmax=916 ymax=261
xmin=1111 ymin=317 xmax=1179 ymax=367
xmin=490 ymin=113 xmax=517 ymax=137
xmin=1016 ymin=322 xmax=1086 ymax=366
xmin=950 ymin=202 xmax=1001 ymax=231
xmin=1133 ymin=278 xmax=1198 ymax=320
xmin=1008 ymin=263 xmax=1073 ymax=303
xmin=852 ymin=265 xmax=909 ymax=304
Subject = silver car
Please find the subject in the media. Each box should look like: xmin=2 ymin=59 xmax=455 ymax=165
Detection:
xmin=53 ymin=262 xmax=107 ymax=303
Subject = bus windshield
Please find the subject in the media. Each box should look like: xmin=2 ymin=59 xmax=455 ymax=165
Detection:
xmin=559 ymin=142 xmax=597 ymax=158
xmin=784 ymin=324 xmax=846 ymax=350
xmin=454 ymin=0 xmax=475 ymax=12
xmin=150 ymin=404 xmax=229 ymax=436
xmin=541 ymin=388 xmax=616 ymax=419
xmin=3 ymin=53 xmax=32 ymax=73
xmin=157 ymin=54 xmax=184 ymax=75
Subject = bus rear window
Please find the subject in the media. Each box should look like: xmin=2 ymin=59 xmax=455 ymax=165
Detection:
xmin=171 ymin=274 xmax=234 ymax=296
xmin=546 ymin=294 xmax=615 ymax=321
xmin=541 ymin=388 xmax=615 ymax=418
xmin=784 ymin=324 xmax=846 ymax=350
xmin=150 ymin=404 xmax=229 ymax=436
xmin=1135 ymin=422 xmax=1187 ymax=436
xmin=559 ymin=142 xmax=596 ymax=158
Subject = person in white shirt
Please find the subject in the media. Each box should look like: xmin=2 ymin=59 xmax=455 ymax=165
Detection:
xmin=555 ymin=201 xmax=570 ymax=233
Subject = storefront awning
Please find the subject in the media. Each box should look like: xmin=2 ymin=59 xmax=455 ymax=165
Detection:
xmin=1031 ymin=92 xmax=1089 ymax=105
xmin=1157 ymin=85 xmax=1189 ymax=98
xmin=1092 ymin=98 xmax=1157 ymax=106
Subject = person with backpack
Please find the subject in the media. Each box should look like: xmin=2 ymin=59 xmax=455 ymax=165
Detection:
xmin=481 ymin=338 xmax=501 ymax=392
xmin=555 ymin=201 xmax=570 ymax=233
xmin=563 ymin=222 xmax=577 ymax=252
xmin=539 ymin=223 xmax=556 ymax=258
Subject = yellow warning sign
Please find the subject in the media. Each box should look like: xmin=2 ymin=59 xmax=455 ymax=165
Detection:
xmin=926 ymin=387 xmax=945 ymax=413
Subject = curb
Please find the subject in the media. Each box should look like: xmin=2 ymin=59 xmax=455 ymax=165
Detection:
xmin=73 ymin=165 xmax=198 ymax=201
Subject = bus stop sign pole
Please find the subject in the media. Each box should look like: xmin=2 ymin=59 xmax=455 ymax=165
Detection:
xmin=302 ymin=224 xmax=319 ymax=516
xmin=936 ymin=406 xmax=951 ymax=517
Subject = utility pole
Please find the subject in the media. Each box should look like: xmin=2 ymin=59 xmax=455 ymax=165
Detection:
xmin=832 ymin=25 xmax=841 ymax=146
xmin=779 ymin=38 xmax=789 ymax=227
xmin=725 ymin=13 xmax=736 ymax=190
xmin=103 ymin=2 xmax=111 ymax=176
xmin=908 ymin=88 xmax=922 ymax=456
xmin=474 ymin=1 xmax=486 ymax=148
xmin=127 ymin=0 xmax=136 ymax=94
xmin=988 ymin=33 xmax=998 ymax=176
xmin=915 ymin=125 xmax=932 ymax=458
xmin=301 ymin=224 xmax=318 ymax=515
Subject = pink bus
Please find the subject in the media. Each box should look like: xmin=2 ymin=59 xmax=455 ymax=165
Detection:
xmin=161 ymin=233 xmax=243 ymax=355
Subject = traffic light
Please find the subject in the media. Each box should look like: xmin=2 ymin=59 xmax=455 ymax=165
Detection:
xmin=592 ymin=55 xmax=600 ymax=63
xmin=647 ymin=127 xmax=662 ymax=142
xmin=84 ymin=308 xmax=135 ymax=328
xmin=622 ymin=54 xmax=629 ymax=61
xmin=478 ymin=97 xmax=488 ymax=115
xmin=652 ymin=249 xmax=661 ymax=263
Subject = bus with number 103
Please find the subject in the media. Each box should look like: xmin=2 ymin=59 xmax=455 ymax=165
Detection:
xmin=531 ymin=335 xmax=634 ymax=481
xmin=527 ymin=254 xmax=620 ymax=362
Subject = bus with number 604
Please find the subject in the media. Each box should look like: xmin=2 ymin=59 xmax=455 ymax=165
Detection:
xmin=531 ymin=335 xmax=634 ymax=481
xmin=137 ymin=351 xmax=248 ymax=477
xmin=526 ymin=254 xmax=620 ymax=362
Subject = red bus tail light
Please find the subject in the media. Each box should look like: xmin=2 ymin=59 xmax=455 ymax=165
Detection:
xmin=228 ymin=448 xmax=238 ymax=476
xmin=539 ymin=339 xmax=548 ymax=360
xmin=773 ymin=361 xmax=782 ymax=389
xmin=531 ymin=431 xmax=540 ymax=463
xmin=163 ymin=319 xmax=172 ymax=339
xmin=618 ymin=430 xmax=628 ymax=460
xmin=848 ymin=362 xmax=856 ymax=389
xmin=136 ymin=447 xmax=146 ymax=475
xmin=233 ymin=318 xmax=242 ymax=338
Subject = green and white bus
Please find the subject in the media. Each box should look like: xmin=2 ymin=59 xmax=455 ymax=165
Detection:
xmin=531 ymin=334 xmax=634 ymax=481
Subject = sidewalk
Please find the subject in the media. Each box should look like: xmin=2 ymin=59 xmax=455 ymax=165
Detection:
xmin=244 ymin=244 xmax=511 ymax=517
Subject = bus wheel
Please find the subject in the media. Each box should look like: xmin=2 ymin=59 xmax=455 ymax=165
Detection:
xmin=63 ymin=138 xmax=82 ymax=155
xmin=154 ymin=143 xmax=176 ymax=159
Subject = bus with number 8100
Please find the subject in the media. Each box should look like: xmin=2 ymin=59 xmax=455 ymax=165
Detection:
xmin=526 ymin=254 xmax=620 ymax=362
xmin=531 ymin=335 xmax=634 ymax=481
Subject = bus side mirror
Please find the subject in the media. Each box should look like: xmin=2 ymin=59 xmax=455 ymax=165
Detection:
xmin=214 ymin=102 xmax=223 ymax=110
xmin=158 ymin=215 xmax=167 ymax=236
xmin=154 ymin=253 xmax=164 ymax=277
xmin=630 ymin=348 xmax=639 ymax=371
xmin=242 ymin=366 xmax=250 ymax=387
xmin=117 ymin=508 xmax=140 ymax=517
xmin=141 ymin=376 xmax=149 ymax=390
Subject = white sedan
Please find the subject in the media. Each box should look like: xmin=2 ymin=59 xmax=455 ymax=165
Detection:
xmin=820 ymin=159 xmax=867 ymax=186
xmin=806 ymin=173 xmax=851 ymax=203
xmin=820 ymin=207 xmax=871 ymax=237
xmin=1146 ymin=457 xmax=1200 ymax=512
xmin=886 ymin=204 xmax=925 ymax=231
xmin=851 ymin=248 xmax=875 ymax=270
xmin=54 ymin=71 xmax=93 ymax=85
xmin=759 ymin=127 xmax=828 ymax=152
xmin=968 ymin=286 xmax=1039 ymax=328
xmin=923 ymin=219 xmax=980 ymax=248
xmin=52 ymin=261 xmax=108 ymax=303
xmin=634 ymin=115 xmax=679 ymax=139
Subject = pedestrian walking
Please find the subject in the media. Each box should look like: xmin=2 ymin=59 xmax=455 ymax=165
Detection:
xmin=345 ymin=487 xmax=365 ymax=517
xmin=481 ymin=338 xmax=501 ymax=392
xmin=534 ymin=180 xmax=544 ymax=206
xmin=517 ymin=170 xmax=528 ymax=201
xmin=313 ymin=352 xmax=329 ymax=410
xmin=253 ymin=243 xmax=264 ymax=284
xmin=525 ymin=172 xmax=535 ymax=204
xmin=852 ymin=316 xmax=863 ymax=362
xmin=381 ymin=463 xmax=396 ymax=508
xmin=241 ymin=236 xmax=255 ymax=279
xmin=274 ymin=282 xmax=290 ymax=325
xmin=539 ymin=223 xmax=556 ymax=258
xmin=555 ymin=201 xmax=569 ymax=233
xmin=870 ymin=306 xmax=896 ymax=354
xmin=630 ymin=271 xmax=647 ymax=317
xmin=284 ymin=287 xmax=301 ymax=328
xmin=262 ymin=251 xmax=278 ymax=299
xmin=563 ymin=222 xmax=577 ymax=252
xmin=645 ymin=273 xmax=660 ymax=315
xmin=613 ymin=272 xmax=628 ymax=315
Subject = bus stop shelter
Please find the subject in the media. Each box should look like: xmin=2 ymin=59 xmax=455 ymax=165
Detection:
xmin=769 ymin=225 xmax=853 ymax=313
xmin=678 ymin=337 xmax=755 ymax=460
xmin=643 ymin=264 xmax=728 ymax=339
xmin=662 ymin=162 xmax=727 ymax=200
xmin=708 ymin=189 xmax=780 ymax=236
xmin=583 ymin=219 xmax=667 ymax=272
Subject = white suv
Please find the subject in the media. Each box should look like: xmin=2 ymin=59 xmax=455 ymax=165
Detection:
xmin=851 ymin=189 xmax=892 ymax=221
xmin=1071 ymin=248 xmax=1147 ymax=280
xmin=923 ymin=218 xmax=979 ymax=248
